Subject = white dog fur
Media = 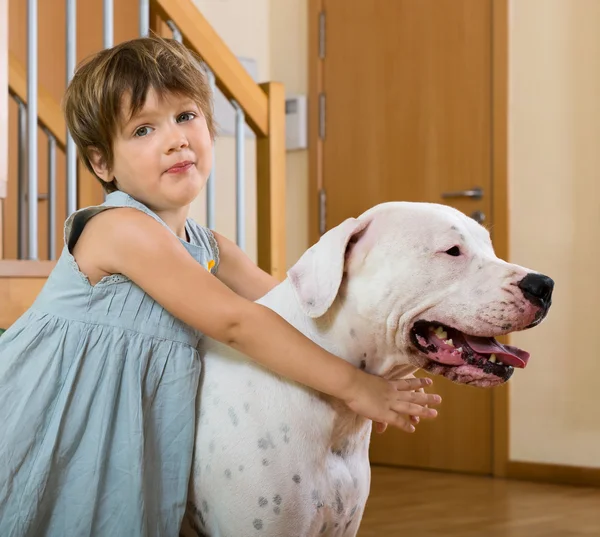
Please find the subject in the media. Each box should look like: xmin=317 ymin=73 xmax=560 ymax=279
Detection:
xmin=181 ymin=201 xmax=552 ymax=537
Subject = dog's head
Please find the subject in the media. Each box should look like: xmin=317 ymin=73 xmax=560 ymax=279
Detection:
xmin=288 ymin=202 xmax=553 ymax=388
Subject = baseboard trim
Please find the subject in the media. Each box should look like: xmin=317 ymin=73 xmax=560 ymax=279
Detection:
xmin=507 ymin=461 xmax=600 ymax=488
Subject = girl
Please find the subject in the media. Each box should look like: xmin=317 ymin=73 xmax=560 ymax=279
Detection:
xmin=0 ymin=36 xmax=441 ymax=536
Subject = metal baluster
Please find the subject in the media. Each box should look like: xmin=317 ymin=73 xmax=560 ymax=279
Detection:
xmin=46 ymin=131 xmax=57 ymax=260
xmin=166 ymin=20 xmax=182 ymax=43
xmin=103 ymin=0 xmax=113 ymax=49
xmin=15 ymin=97 xmax=28 ymax=260
xmin=232 ymin=100 xmax=245 ymax=250
xmin=139 ymin=0 xmax=149 ymax=37
xmin=205 ymin=66 xmax=216 ymax=230
xmin=66 ymin=0 xmax=77 ymax=217
xmin=27 ymin=0 xmax=38 ymax=259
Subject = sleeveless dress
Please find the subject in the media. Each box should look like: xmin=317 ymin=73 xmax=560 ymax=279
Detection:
xmin=0 ymin=191 xmax=219 ymax=537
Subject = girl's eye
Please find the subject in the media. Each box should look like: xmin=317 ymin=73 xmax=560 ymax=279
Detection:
xmin=445 ymin=246 xmax=461 ymax=257
xmin=177 ymin=112 xmax=196 ymax=123
xmin=134 ymin=126 xmax=152 ymax=137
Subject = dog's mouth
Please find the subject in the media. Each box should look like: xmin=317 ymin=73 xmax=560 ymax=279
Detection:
xmin=410 ymin=321 xmax=530 ymax=387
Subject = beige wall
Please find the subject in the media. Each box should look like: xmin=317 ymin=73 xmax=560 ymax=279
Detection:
xmin=508 ymin=0 xmax=600 ymax=468
xmin=191 ymin=0 xmax=310 ymax=270
xmin=270 ymin=0 xmax=309 ymax=269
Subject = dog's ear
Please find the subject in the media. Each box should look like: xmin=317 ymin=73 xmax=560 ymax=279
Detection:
xmin=287 ymin=217 xmax=369 ymax=318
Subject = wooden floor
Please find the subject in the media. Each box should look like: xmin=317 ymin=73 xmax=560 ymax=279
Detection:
xmin=358 ymin=466 xmax=600 ymax=537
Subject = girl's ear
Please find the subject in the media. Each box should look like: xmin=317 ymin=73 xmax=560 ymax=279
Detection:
xmin=87 ymin=147 xmax=112 ymax=183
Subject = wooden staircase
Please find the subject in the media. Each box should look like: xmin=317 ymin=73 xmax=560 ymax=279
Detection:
xmin=0 ymin=0 xmax=286 ymax=330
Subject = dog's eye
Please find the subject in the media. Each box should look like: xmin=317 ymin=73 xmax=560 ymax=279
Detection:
xmin=445 ymin=246 xmax=461 ymax=257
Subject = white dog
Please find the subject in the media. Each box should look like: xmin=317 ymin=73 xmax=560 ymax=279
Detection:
xmin=181 ymin=202 xmax=553 ymax=537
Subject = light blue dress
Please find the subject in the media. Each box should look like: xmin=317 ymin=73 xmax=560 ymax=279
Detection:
xmin=0 ymin=191 xmax=219 ymax=537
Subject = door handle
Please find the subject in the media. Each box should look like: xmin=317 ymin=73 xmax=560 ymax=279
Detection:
xmin=441 ymin=187 xmax=483 ymax=200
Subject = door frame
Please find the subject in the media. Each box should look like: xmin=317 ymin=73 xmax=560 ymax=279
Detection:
xmin=307 ymin=0 xmax=510 ymax=477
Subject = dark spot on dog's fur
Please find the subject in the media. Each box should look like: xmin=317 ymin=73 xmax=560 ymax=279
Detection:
xmin=228 ymin=407 xmax=239 ymax=426
xmin=262 ymin=458 xmax=269 ymax=466
xmin=258 ymin=432 xmax=275 ymax=450
xmin=259 ymin=497 xmax=268 ymax=507
xmin=335 ymin=490 xmax=344 ymax=514
xmin=359 ymin=360 xmax=366 ymax=370
xmin=253 ymin=519 xmax=263 ymax=530
xmin=280 ymin=423 xmax=290 ymax=443
xmin=292 ymin=474 xmax=301 ymax=484
xmin=273 ymin=494 xmax=282 ymax=505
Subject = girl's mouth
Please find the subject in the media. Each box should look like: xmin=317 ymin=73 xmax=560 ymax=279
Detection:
xmin=166 ymin=161 xmax=194 ymax=174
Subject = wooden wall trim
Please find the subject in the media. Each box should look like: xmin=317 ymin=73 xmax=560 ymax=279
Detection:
xmin=0 ymin=0 xmax=6 ymax=259
xmin=308 ymin=0 xmax=323 ymax=246
xmin=0 ymin=275 xmax=48 ymax=328
xmin=491 ymin=0 xmax=510 ymax=478
xmin=0 ymin=0 xmax=7 ymax=202
xmin=256 ymin=82 xmax=286 ymax=280
xmin=507 ymin=461 xmax=600 ymax=488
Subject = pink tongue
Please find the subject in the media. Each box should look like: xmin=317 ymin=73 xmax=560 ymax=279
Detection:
xmin=464 ymin=335 xmax=530 ymax=368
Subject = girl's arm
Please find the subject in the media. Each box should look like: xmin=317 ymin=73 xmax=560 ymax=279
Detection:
xmin=86 ymin=209 xmax=441 ymax=432
xmin=211 ymin=230 xmax=279 ymax=301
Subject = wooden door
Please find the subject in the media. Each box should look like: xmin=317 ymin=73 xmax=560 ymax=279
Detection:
xmin=311 ymin=0 xmax=504 ymax=474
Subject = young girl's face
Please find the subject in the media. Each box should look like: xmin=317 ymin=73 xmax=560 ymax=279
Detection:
xmin=92 ymin=88 xmax=213 ymax=212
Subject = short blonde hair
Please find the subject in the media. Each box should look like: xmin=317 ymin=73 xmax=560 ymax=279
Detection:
xmin=63 ymin=35 xmax=215 ymax=193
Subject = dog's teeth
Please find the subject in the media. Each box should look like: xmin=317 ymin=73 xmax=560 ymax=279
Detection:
xmin=498 ymin=361 xmax=504 ymax=366
xmin=434 ymin=327 xmax=448 ymax=339
xmin=457 ymin=347 xmax=463 ymax=353
xmin=445 ymin=339 xmax=454 ymax=347
xmin=489 ymin=354 xmax=497 ymax=363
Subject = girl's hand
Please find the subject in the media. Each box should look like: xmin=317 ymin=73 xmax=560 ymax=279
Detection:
xmin=343 ymin=373 xmax=441 ymax=433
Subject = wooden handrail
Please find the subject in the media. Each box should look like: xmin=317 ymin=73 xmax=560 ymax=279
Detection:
xmin=8 ymin=52 xmax=67 ymax=149
xmin=150 ymin=0 xmax=269 ymax=138
xmin=0 ymin=260 xmax=56 ymax=277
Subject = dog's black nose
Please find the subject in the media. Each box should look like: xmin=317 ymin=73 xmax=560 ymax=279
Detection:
xmin=518 ymin=273 xmax=554 ymax=307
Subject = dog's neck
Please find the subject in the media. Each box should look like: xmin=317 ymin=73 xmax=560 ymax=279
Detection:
xmin=259 ymin=280 xmax=417 ymax=452
xmin=260 ymin=280 xmax=415 ymax=379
